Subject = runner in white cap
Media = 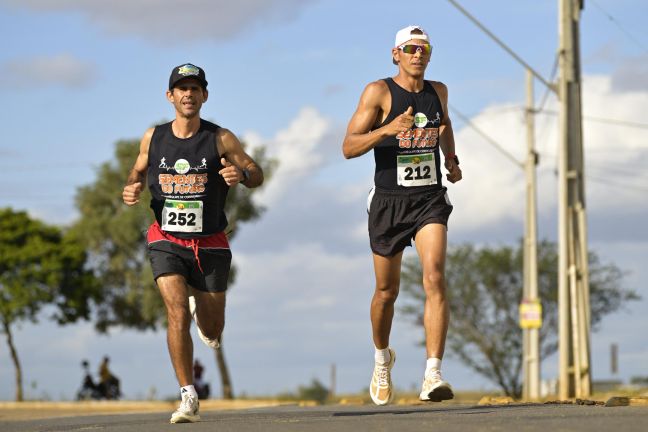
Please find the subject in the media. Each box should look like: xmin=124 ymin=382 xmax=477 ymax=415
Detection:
xmin=342 ymin=26 xmax=462 ymax=405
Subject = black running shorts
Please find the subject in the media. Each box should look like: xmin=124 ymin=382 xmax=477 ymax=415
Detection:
xmin=367 ymin=186 xmax=453 ymax=257
xmin=148 ymin=240 xmax=232 ymax=293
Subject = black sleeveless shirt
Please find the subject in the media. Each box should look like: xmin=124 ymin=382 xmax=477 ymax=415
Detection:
xmin=147 ymin=120 xmax=229 ymax=238
xmin=372 ymin=78 xmax=444 ymax=191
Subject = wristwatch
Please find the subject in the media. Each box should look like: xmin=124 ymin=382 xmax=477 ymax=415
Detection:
xmin=445 ymin=153 xmax=459 ymax=166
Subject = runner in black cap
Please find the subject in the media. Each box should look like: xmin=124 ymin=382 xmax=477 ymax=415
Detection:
xmin=123 ymin=63 xmax=264 ymax=423
xmin=342 ymin=26 xmax=462 ymax=406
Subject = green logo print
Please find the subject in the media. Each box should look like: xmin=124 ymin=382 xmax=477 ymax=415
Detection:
xmin=414 ymin=112 xmax=428 ymax=128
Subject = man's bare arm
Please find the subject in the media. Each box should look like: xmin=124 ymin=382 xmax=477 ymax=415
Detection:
xmin=217 ymin=129 xmax=264 ymax=188
xmin=433 ymin=82 xmax=462 ymax=184
xmin=342 ymin=81 xmax=415 ymax=159
xmin=123 ymin=128 xmax=153 ymax=205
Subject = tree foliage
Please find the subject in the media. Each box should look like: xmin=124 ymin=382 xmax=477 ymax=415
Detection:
xmin=400 ymin=240 xmax=639 ymax=398
xmin=278 ymin=379 xmax=330 ymax=405
xmin=0 ymin=208 xmax=100 ymax=400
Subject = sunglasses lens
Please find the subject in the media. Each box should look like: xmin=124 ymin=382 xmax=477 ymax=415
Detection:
xmin=402 ymin=44 xmax=431 ymax=54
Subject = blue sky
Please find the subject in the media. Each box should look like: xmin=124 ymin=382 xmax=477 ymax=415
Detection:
xmin=1 ymin=0 xmax=647 ymax=401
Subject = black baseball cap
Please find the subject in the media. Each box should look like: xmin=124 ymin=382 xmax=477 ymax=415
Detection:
xmin=168 ymin=63 xmax=208 ymax=90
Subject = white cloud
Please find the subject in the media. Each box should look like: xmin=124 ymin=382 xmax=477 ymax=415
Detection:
xmin=611 ymin=54 xmax=648 ymax=92
xmin=242 ymin=106 xmax=332 ymax=207
xmin=0 ymin=53 xmax=96 ymax=89
xmin=1 ymin=0 xmax=316 ymax=43
xmin=448 ymin=73 xmax=648 ymax=233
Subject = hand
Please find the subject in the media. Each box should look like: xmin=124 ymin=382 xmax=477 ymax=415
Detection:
xmin=386 ymin=106 xmax=414 ymax=136
xmin=218 ymin=157 xmax=243 ymax=186
xmin=123 ymin=182 xmax=143 ymax=206
xmin=444 ymin=158 xmax=462 ymax=183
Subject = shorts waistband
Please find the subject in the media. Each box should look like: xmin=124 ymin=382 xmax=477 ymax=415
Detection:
xmin=146 ymin=221 xmax=230 ymax=249
xmin=373 ymin=185 xmax=445 ymax=196
xmin=147 ymin=222 xmax=230 ymax=274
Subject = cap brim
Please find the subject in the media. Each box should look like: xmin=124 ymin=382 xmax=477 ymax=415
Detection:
xmin=169 ymin=76 xmax=208 ymax=90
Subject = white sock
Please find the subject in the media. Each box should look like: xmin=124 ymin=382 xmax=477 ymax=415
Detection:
xmin=375 ymin=347 xmax=391 ymax=364
xmin=181 ymin=384 xmax=198 ymax=399
xmin=425 ymin=357 xmax=442 ymax=376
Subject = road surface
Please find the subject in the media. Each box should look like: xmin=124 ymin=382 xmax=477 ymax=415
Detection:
xmin=2 ymin=402 xmax=647 ymax=432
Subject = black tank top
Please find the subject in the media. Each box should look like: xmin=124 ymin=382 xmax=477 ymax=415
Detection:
xmin=372 ymin=78 xmax=444 ymax=191
xmin=147 ymin=120 xmax=229 ymax=238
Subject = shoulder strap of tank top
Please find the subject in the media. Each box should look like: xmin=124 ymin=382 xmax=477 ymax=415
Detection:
xmin=149 ymin=122 xmax=171 ymax=155
xmin=425 ymin=81 xmax=445 ymax=120
xmin=374 ymin=78 xmax=399 ymax=129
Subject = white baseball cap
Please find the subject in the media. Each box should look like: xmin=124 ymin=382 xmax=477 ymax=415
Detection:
xmin=394 ymin=25 xmax=429 ymax=47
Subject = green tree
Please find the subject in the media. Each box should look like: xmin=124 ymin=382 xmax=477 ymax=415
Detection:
xmin=400 ymin=240 xmax=639 ymax=398
xmin=0 ymin=208 xmax=100 ymax=401
xmin=277 ymin=378 xmax=330 ymax=405
xmin=297 ymin=379 xmax=330 ymax=405
xmin=72 ymin=137 xmax=276 ymax=399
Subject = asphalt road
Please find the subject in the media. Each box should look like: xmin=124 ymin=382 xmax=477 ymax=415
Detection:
xmin=2 ymin=403 xmax=648 ymax=432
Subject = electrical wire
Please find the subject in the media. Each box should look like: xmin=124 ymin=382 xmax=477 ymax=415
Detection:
xmin=589 ymin=0 xmax=648 ymax=54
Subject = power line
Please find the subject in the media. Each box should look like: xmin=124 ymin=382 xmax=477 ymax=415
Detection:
xmin=446 ymin=0 xmax=556 ymax=93
xmin=537 ymin=110 xmax=648 ymax=130
xmin=538 ymin=55 xmax=560 ymax=113
xmin=586 ymin=174 xmax=648 ymax=193
xmin=474 ymin=105 xmax=648 ymax=130
xmin=589 ymin=0 xmax=648 ymax=54
xmin=449 ymin=103 xmax=523 ymax=168
xmin=450 ymin=107 xmax=648 ymax=193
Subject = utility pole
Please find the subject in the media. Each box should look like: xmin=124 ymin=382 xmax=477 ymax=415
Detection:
xmin=558 ymin=0 xmax=591 ymax=399
xmin=330 ymin=363 xmax=336 ymax=400
xmin=522 ymin=69 xmax=541 ymax=401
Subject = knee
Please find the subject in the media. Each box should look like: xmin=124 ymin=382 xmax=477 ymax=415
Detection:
xmin=201 ymin=318 xmax=224 ymax=340
xmin=422 ymin=270 xmax=446 ymax=297
xmin=374 ymin=282 xmax=399 ymax=304
xmin=166 ymin=302 xmax=191 ymax=331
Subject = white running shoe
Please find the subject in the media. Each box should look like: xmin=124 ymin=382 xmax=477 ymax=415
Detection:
xmin=419 ymin=369 xmax=454 ymax=402
xmin=369 ymin=348 xmax=396 ymax=406
xmin=188 ymin=295 xmax=220 ymax=349
xmin=170 ymin=390 xmax=200 ymax=424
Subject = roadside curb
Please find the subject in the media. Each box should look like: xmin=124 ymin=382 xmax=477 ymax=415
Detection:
xmin=605 ymin=397 xmax=648 ymax=407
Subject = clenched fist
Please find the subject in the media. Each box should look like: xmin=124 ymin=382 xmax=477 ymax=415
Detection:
xmin=444 ymin=159 xmax=462 ymax=184
xmin=218 ymin=157 xmax=244 ymax=186
xmin=386 ymin=106 xmax=414 ymax=136
xmin=123 ymin=182 xmax=143 ymax=206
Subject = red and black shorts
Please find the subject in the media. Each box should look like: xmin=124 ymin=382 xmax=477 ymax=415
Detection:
xmin=367 ymin=186 xmax=453 ymax=257
xmin=146 ymin=222 xmax=232 ymax=293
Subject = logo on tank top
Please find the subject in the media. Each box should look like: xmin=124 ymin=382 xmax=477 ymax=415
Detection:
xmin=158 ymin=157 xmax=208 ymax=172
xmin=414 ymin=112 xmax=428 ymax=128
xmin=157 ymin=157 xmax=209 ymax=195
xmin=398 ymin=112 xmax=442 ymax=149
xmin=174 ymin=159 xmax=191 ymax=174
xmin=413 ymin=112 xmax=441 ymax=127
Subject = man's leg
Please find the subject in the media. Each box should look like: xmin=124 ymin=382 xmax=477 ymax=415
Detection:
xmin=369 ymin=251 xmax=402 ymax=405
xmin=414 ymin=224 xmax=449 ymax=358
xmin=414 ymin=223 xmax=454 ymax=401
xmin=157 ymin=274 xmax=193 ymax=386
xmin=191 ymin=289 xmax=226 ymax=344
xmin=371 ymin=252 xmax=403 ymax=349
xmin=157 ymin=274 xmax=201 ymax=423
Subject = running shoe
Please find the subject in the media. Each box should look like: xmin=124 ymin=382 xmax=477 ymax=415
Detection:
xmin=188 ymin=295 xmax=220 ymax=349
xmin=419 ymin=369 xmax=454 ymax=402
xmin=170 ymin=389 xmax=200 ymax=424
xmin=369 ymin=348 xmax=396 ymax=405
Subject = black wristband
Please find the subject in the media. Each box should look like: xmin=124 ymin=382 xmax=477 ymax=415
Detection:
xmin=446 ymin=155 xmax=459 ymax=165
xmin=242 ymin=169 xmax=250 ymax=182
